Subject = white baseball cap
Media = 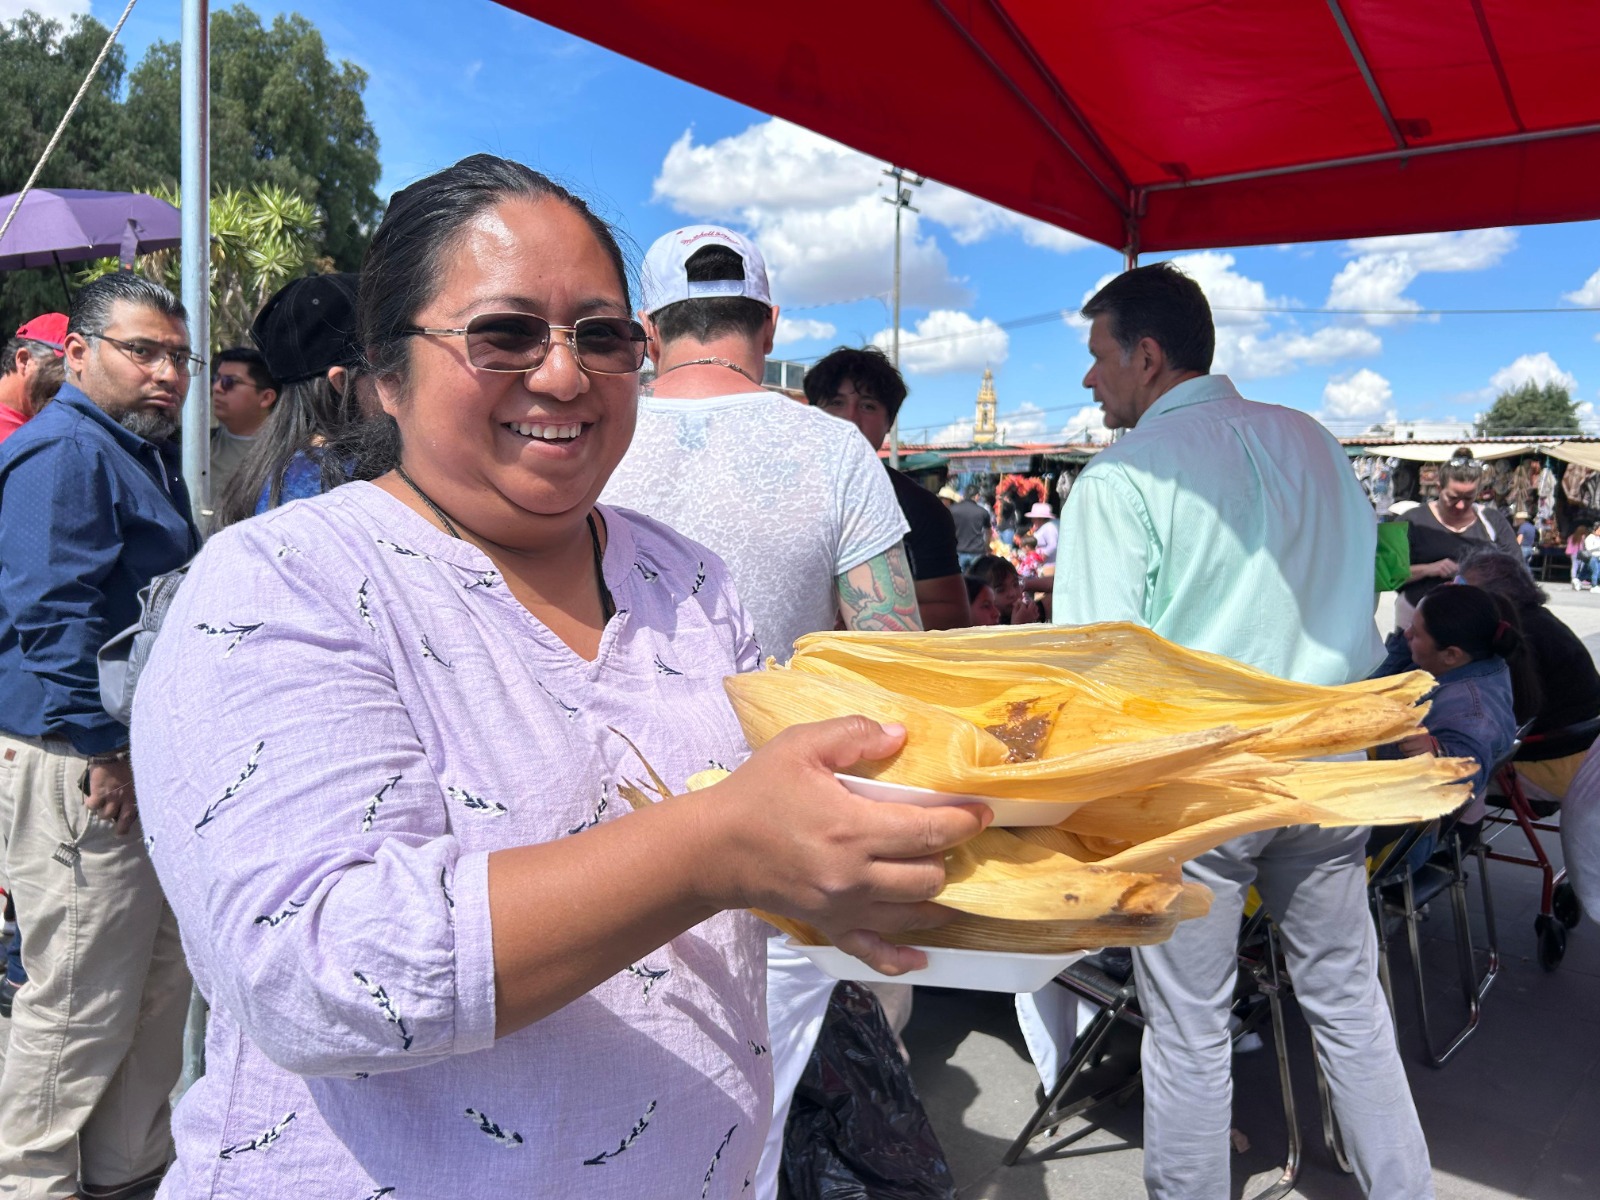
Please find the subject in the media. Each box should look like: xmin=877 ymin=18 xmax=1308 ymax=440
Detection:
xmin=639 ymin=225 xmax=772 ymax=317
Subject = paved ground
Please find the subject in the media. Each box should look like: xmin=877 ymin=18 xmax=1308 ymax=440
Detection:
xmin=903 ymin=587 xmax=1600 ymax=1199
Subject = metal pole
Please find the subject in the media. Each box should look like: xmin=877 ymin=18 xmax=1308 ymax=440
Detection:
xmin=180 ymin=0 xmax=211 ymax=519
xmin=177 ymin=0 xmax=211 ymax=1092
xmin=883 ymin=167 xmax=922 ymax=468
xmin=890 ymin=195 xmax=902 ymax=467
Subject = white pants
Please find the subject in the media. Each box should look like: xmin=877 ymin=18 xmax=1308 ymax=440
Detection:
xmin=1135 ymin=824 xmax=1434 ymax=1200
xmin=754 ymin=936 xmax=838 ymax=1200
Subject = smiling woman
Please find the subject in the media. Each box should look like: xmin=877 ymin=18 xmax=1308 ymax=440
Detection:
xmin=129 ymin=154 xmax=987 ymax=1198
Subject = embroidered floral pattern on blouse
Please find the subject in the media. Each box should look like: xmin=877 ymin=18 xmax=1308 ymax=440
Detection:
xmin=567 ymin=784 xmax=610 ymax=835
xmin=653 ymin=655 xmax=683 ymax=677
xmin=583 ymin=1101 xmax=656 ymax=1166
xmin=362 ymin=775 xmax=402 ymax=832
xmin=353 ymin=970 xmax=413 ymax=1050
xmin=446 ymin=787 xmax=507 ymax=818
xmin=194 ymin=620 xmax=262 ymax=656
xmin=254 ymin=900 xmax=305 ymax=929
xmin=465 ymin=1108 xmax=525 ymax=1148
xmin=626 ymin=962 xmax=670 ymax=999
xmin=357 ymin=578 xmax=375 ymax=631
xmin=218 ymin=1112 xmax=296 ymax=1159
xmin=701 ymin=1125 xmax=738 ymax=1198
xmin=194 ymin=741 xmax=264 ymax=833
xmin=419 ymin=635 xmax=452 ymax=668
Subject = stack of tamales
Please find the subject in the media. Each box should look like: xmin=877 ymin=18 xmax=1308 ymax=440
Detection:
xmin=712 ymin=622 xmax=1473 ymax=955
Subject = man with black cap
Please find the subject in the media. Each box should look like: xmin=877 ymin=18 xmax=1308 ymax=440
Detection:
xmin=0 ymin=313 xmax=68 ymax=445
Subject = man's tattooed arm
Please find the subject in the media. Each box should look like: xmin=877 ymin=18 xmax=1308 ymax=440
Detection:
xmin=835 ymin=544 xmax=924 ymax=632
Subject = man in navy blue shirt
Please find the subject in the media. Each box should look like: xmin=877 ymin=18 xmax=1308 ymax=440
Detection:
xmin=0 ymin=273 xmax=200 ymax=1200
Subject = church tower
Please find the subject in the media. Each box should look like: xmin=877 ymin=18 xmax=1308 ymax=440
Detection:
xmin=973 ymin=368 xmax=998 ymax=444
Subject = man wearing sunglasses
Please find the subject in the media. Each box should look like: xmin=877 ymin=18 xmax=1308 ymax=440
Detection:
xmin=0 ymin=273 xmax=201 ymax=1200
xmin=209 ymin=346 xmax=279 ymax=504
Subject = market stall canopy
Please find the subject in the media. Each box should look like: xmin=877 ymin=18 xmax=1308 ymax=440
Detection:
xmin=1361 ymin=440 xmax=1600 ymax=467
xmin=0 ymin=189 xmax=181 ymax=272
xmin=498 ymin=0 xmax=1600 ymax=253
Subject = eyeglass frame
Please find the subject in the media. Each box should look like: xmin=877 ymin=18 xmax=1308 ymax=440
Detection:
xmin=211 ymin=371 xmax=263 ymax=394
xmin=401 ymin=311 xmax=648 ymax=376
xmin=88 ymin=332 xmax=205 ymax=375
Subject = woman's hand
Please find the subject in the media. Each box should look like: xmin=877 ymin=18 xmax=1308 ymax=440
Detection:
xmin=692 ymin=716 xmax=992 ymax=975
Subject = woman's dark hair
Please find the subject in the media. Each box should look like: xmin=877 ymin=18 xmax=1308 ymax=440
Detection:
xmin=1457 ymin=545 xmax=1547 ymax=609
xmin=354 ymin=154 xmax=633 ymax=477
xmin=649 ymin=245 xmax=771 ymax=345
xmin=214 ymin=373 xmax=365 ymax=527
xmin=1079 ymin=261 xmax=1214 ymax=374
xmin=968 ymin=553 xmax=1018 ymax=592
xmin=1437 ymin=448 xmax=1485 ymax=488
xmin=803 ymin=346 xmax=909 ymax=424
xmin=1419 ymin=583 xmax=1540 ymax=722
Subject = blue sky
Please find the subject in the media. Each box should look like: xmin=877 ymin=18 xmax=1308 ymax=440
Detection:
xmin=28 ymin=0 xmax=1600 ymax=442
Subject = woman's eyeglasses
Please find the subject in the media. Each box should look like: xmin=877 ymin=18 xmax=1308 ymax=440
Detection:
xmin=403 ymin=312 xmax=647 ymax=376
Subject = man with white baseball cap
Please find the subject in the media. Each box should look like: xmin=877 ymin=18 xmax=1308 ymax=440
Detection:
xmin=603 ymin=226 xmax=925 ymax=1198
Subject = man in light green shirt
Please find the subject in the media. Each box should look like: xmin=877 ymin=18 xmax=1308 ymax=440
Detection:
xmin=1048 ymin=264 xmax=1431 ymax=1199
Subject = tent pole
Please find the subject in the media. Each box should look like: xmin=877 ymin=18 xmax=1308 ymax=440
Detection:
xmin=52 ymin=252 xmax=72 ymax=310
xmin=180 ymin=0 xmax=211 ymax=518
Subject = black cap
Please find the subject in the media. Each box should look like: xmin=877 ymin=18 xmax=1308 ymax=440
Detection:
xmin=250 ymin=273 xmax=360 ymax=384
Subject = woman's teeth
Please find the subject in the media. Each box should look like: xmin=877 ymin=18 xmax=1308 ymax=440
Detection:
xmin=506 ymin=421 xmax=582 ymax=441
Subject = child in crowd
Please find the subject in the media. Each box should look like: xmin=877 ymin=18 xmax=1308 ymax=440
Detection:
xmin=1012 ymin=533 xmax=1043 ymax=578
xmin=1381 ymin=584 xmax=1539 ymax=830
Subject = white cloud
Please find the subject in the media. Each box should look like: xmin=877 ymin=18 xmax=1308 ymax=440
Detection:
xmin=651 ymin=119 xmax=1089 ymax=309
xmin=1563 ymin=267 xmax=1600 ymax=306
xmin=1060 ymin=405 xmax=1113 ymax=444
xmin=1489 ymin=352 xmax=1578 ymax=395
xmin=996 ymin=402 xmax=1048 ymax=442
xmin=772 ymin=317 xmax=837 ymax=347
xmin=0 ymin=0 xmax=89 ymax=22
xmin=918 ymin=182 xmax=1092 ymax=253
xmin=1578 ymin=402 xmax=1599 ymax=434
xmin=1321 ymin=368 xmax=1395 ymax=424
xmin=1330 ymin=229 xmax=1516 ymax=325
xmin=929 ymin=416 xmax=975 ymax=444
xmin=1345 ymin=229 xmax=1516 ymax=272
xmin=870 ymin=310 xmax=1008 ymax=376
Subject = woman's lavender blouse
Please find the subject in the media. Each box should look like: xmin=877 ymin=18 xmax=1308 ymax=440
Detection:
xmin=133 ymin=482 xmax=771 ymax=1198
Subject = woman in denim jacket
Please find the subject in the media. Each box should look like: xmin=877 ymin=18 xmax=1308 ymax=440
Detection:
xmin=1383 ymin=583 xmax=1540 ymax=827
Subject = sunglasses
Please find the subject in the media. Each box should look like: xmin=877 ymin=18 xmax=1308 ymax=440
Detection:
xmin=212 ymin=373 xmax=259 ymax=393
xmin=403 ymin=311 xmax=647 ymax=376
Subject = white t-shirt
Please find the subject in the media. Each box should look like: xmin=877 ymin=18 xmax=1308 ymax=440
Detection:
xmin=603 ymin=390 xmax=909 ymax=662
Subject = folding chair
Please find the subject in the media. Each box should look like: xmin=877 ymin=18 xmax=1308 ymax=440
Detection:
xmin=1368 ymin=817 xmax=1496 ymax=1067
xmin=1004 ymin=918 xmax=1323 ymax=1200
xmin=1482 ymin=717 xmax=1600 ymax=970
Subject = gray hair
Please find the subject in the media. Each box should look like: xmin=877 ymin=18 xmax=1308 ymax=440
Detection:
xmin=68 ymin=273 xmax=186 ymax=340
xmin=1457 ymin=544 xmax=1546 ymax=609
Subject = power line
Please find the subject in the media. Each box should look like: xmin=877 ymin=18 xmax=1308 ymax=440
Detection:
xmin=778 ymin=300 xmax=1600 ymax=362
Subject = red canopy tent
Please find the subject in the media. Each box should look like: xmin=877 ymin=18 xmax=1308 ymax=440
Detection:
xmin=495 ymin=0 xmax=1600 ymax=256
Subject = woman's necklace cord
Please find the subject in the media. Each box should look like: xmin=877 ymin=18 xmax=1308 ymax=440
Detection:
xmin=394 ymin=465 xmax=614 ymax=622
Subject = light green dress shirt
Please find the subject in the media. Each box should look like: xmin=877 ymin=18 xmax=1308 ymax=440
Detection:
xmin=1052 ymin=374 xmax=1382 ymax=686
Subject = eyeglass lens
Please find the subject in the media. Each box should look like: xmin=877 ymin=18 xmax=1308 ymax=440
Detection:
xmin=464 ymin=313 xmax=645 ymax=375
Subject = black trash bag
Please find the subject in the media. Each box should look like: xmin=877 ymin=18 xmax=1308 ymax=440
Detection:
xmin=780 ymin=982 xmax=957 ymax=1200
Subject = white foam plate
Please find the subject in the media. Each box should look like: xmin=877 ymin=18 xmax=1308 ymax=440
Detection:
xmin=834 ymin=773 xmax=1083 ymax=826
xmin=783 ymin=937 xmax=1083 ymax=994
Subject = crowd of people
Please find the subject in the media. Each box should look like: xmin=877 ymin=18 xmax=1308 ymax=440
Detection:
xmin=0 ymin=151 xmax=1596 ymax=1200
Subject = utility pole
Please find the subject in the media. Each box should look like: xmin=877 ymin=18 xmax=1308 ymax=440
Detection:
xmin=884 ymin=166 xmax=923 ymax=468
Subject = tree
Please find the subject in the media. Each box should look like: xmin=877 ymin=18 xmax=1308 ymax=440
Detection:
xmin=0 ymin=4 xmax=380 ymax=325
xmin=1475 ymin=380 xmax=1580 ymax=437
xmin=0 ymin=12 xmax=144 ymax=320
xmin=122 ymin=5 xmax=381 ymax=270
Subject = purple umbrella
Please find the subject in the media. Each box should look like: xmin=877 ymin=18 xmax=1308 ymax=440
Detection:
xmin=0 ymin=188 xmax=182 ymax=275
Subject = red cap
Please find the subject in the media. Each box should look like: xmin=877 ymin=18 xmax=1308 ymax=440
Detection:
xmin=16 ymin=313 xmax=68 ymax=356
